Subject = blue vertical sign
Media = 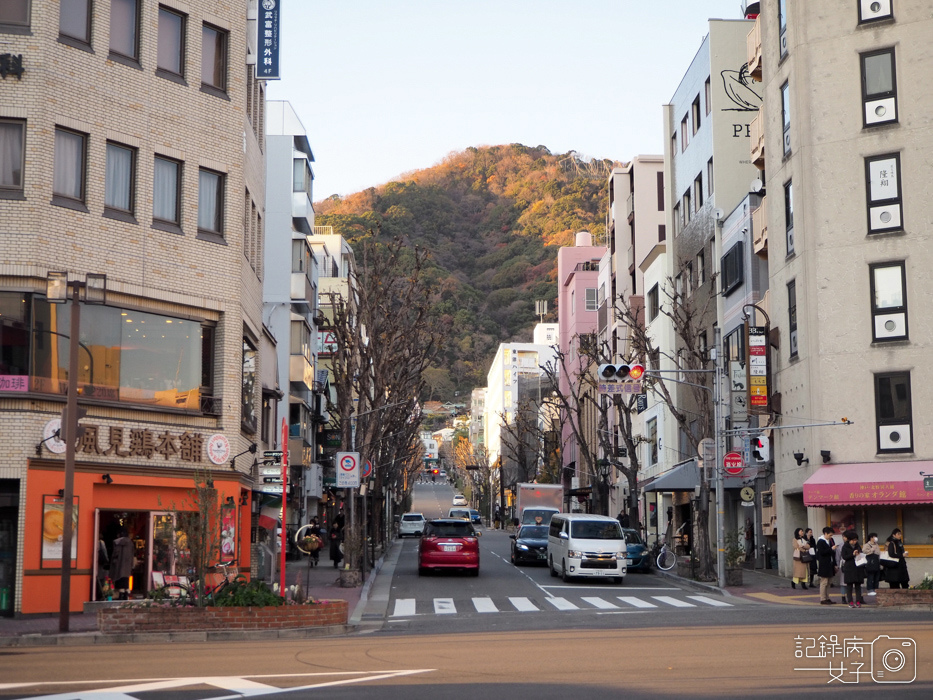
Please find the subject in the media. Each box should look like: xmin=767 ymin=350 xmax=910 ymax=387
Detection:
xmin=257 ymin=0 xmax=281 ymax=80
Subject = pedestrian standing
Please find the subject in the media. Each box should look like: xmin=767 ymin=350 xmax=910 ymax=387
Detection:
xmin=790 ymin=527 xmax=810 ymax=590
xmin=885 ymin=527 xmax=910 ymax=589
xmin=862 ymin=532 xmax=882 ymax=596
xmin=804 ymin=528 xmax=818 ymax=585
xmin=617 ymin=511 xmax=630 ymax=528
xmin=329 ymin=522 xmax=343 ymax=569
xmin=816 ymin=527 xmax=837 ymax=605
xmin=110 ymin=528 xmax=134 ymax=600
xmin=840 ymin=530 xmax=865 ymax=608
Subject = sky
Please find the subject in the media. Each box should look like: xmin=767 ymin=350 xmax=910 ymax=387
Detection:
xmin=266 ymin=1 xmax=749 ymax=200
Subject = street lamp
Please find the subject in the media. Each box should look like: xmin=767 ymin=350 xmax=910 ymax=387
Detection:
xmin=47 ymin=271 xmax=106 ymax=633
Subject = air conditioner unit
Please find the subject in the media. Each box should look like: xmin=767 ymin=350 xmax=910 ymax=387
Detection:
xmin=865 ymin=97 xmax=897 ymax=126
xmin=786 ymin=228 xmax=795 ymax=254
xmin=873 ymin=312 xmax=906 ymax=340
xmin=789 ymin=330 xmax=798 ymax=356
xmin=879 ymin=424 xmax=911 ymax=451
xmin=783 ymin=130 xmax=791 ymax=154
xmin=860 ymin=0 xmax=892 ymax=22
xmin=869 ymin=203 xmax=901 ymax=231
xmin=780 ymin=32 xmax=787 ymax=56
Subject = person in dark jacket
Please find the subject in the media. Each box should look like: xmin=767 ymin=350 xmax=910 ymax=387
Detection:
xmin=840 ymin=530 xmax=865 ymax=607
xmin=329 ymin=522 xmax=344 ymax=569
xmin=110 ymin=528 xmax=134 ymax=600
xmin=815 ymin=526 xmax=838 ymax=605
xmin=885 ymin=527 xmax=910 ymax=589
xmin=805 ymin=528 xmax=818 ymax=584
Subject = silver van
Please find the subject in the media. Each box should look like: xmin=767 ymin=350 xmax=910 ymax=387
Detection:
xmin=547 ymin=513 xmax=627 ymax=584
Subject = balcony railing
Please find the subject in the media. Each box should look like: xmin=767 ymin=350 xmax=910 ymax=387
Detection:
xmin=752 ymin=197 xmax=768 ymax=257
xmin=750 ymin=111 xmax=765 ymax=170
xmin=747 ymin=16 xmax=762 ymax=81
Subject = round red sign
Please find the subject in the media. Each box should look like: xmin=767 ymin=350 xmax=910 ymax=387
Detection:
xmin=723 ymin=452 xmax=745 ymax=475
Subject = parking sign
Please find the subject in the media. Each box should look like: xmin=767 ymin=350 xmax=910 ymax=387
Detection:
xmin=336 ymin=452 xmax=360 ymax=488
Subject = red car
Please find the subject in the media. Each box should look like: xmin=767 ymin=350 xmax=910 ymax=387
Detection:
xmin=418 ymin=518 xmax=481 ymax=576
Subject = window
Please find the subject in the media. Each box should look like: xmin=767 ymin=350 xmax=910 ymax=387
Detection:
xmin=647 ymin=284 xmax=659 ymax=322
xmin=865 ymin=152 xmax=902 ymax=234
xmin=53 ymin=127 xmax=86 ymax=204
xmin=859 ymin=0 xmax=893 ymax=24
xmin=670 ymin=132 xmax=677 ymax=158
xmin=696 ymin=250 xmax=705 ymax=286
xmin=197 ymin=168 xmax=224 ymax=234
xmin=707 ymin=158 xmax=714 ymax=197
xmin=704 ymin=77 xmax=711 ymax=115
xmin=585 ymin=288 xmax=597 ymax=312
xmin=104 ymin=142 xmax=135 ymax=217
xmin=781 ymin=81 xmax=791 ymax=155
xmin=692 ymin=96 xmax=701 ymax=135
xmin=109 ymin=0 xmax=139 ymax=61
xmin=293 ymin=158 xmax=312 ymax=197
xmin=0 ymin=0 xmax=29 ymax=28
xmin=870 ymin=262 xmax=908 ymax=341
xmin=787 ymin=280 xmax=798 ymax=358
xmin=724 ymin=327 xmax=745 ymax=364
xmin=698 ymin=331 xmax=708 ymax=361
xmin=720 ymin=241 xmax=744 ymax=296
xmin=778 ymin=0 xmax=788 ymax=58
xmin=685 ymin=262 xmax=693 ymax=296
xmin=201 ymin=23 xmax=227 ymax=92
xmin=861 ymin=48 xmax=897 ymax=126
xmin=683 ymin=191 xmax=691 ymax=224
xmin=153 ymin=156 xmax=181 ymax=226
xmin=693 ymin=173 xmax=703 ymax=210
xmin=672 ymin=203 xmax=681 ymax=236
xmin=0 ymin=119 xmax=25 ymax=195
xmin=59 ymin=0 xmax=91 ymax=45
xmin=658 ymin=224 xmax=666 ymax=242
xmin=784 ymin=180 xmax=795 ymax=255
xmin=657 ymin=170 xmax=664 ymax=211
xmin=875 ymin=372 xmax=912 ymax=453
xmin=675 ymin=273 xmax=683 ymax=298
xmin=680 ymin=116 xmax=689 ymax=151
xmin=646 ymin=418 xmax=658 ymax=466
xmin=242 ymin=337 xmax=257 ymax=433
xmin=157 ymin=6 xmax=186 ymax=77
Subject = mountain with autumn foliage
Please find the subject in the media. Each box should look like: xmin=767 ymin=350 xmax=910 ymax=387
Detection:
xmin=315 ymin=144 xmax=619 ymax=401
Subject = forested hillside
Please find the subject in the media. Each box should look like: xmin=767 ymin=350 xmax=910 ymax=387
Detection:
xmin=315 ymin=144 xmax=619 ymax=401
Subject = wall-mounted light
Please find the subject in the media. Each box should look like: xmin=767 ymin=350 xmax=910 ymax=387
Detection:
xmin=820 ymin=450 xmax=831 ymax=464
xmin=794 ymin=452 xmax=809 ymax=466
xmin=239 ymin=492 xmax=249 ymax=506
xmin=57 ymin=489 xmax=65 ymax=498
xmin=102 ymin=473 xmax=113 ymax=484
xmin=225 ymin=496 xmax=235 ymax=506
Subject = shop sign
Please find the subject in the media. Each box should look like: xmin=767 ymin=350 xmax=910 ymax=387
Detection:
xmin=0 ymin=53 xmax=25 ymax=80
xmin=925 ymin=476 xmax=933 ymax=492
xmin=255 ymin=0 xmax=280 ymax=80
xmin=206 ymin=434 xmax=230 ymax=464
xmin=598 ymin=382 xmax=642 ymax=395
xmin=40 ymin=495 xmax=78 ymax=568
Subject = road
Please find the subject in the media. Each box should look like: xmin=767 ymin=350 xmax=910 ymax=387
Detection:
xmin=3 ymin=482 xmax=932 ymax=698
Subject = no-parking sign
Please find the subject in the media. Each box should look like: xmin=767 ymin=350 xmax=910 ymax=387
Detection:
xmin=336 ymin=451 xmax=360 ymax=488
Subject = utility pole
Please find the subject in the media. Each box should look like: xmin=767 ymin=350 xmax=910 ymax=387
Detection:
xmin=713 ymin=327 xmax=725 ymax=589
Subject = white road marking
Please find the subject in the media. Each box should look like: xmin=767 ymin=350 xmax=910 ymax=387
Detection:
xmin=434 ymin=597 xmax=457 ymax=614
xmin=392 ymin=598 xmax=416 ymax=617
xmin=472 ymin=597 xmax=498 ymax=613
xmin=617 ymin=596 xmax=658 ymax=608
xmin=687 ymin=595 xmax=733 ymax=607
xmin=544 ymin=596 xmax=579 ymax=611
xmin=651 ymin=595 xmax=696 ymax=607
xmin=509 ymin=596 xmax=540 ymax=612
xmin=581 ymin=596 xmax=619 ymax=609
xmin=541 ymin=585 xmax=680 ymax=591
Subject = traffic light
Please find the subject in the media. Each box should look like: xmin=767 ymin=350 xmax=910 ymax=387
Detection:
xmin=752 ymin=435 xmax=770 ymax=463
xmin=598 ymin=363 xmax=645 ymax=380
xmin=432 ymin=468 xmax=439 ymax=475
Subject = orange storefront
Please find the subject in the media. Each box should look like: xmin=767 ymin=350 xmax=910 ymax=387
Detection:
xmin=23 ymin=459 xmax=251 ymax=614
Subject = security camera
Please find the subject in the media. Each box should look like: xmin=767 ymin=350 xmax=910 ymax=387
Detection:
xmin=793 ymin=452 xmax=809 ymax=466
xmin=713 ymin=208 xmax=725 ymax=222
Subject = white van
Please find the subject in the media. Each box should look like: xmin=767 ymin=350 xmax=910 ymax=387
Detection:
xmin=547 ymin=513 xmax=627 ymax=584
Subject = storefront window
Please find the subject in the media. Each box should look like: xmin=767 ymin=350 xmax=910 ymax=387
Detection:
xmin=8 ymin=297 xmax=215 ymax=410
xmin=902 ymin=508 xmax=933 ymax=546
xmin=864 ymin=507 xmax=898 ymax=542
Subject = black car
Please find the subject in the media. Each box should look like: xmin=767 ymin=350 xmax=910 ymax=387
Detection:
xmin=510 ymin=525 xmax=549 ymax=565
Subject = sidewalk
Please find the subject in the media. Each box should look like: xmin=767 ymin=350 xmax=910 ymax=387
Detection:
xmin=0 ymin=549 xmax=383 ymax=646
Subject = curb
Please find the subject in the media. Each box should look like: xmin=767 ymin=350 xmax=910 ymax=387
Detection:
xmin=655 ymin=569 xmax=734 ymax=597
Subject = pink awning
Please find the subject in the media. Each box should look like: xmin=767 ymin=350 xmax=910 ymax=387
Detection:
xmin=803 ymin=462 xmax=933 ymax=507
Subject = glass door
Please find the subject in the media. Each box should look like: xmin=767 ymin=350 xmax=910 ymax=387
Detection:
xmin=150 ymin=512 xmax=176 ymax=591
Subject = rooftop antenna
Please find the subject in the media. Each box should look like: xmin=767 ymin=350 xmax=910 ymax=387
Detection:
xmin=535 ymin=300 xmax=548 ymax=323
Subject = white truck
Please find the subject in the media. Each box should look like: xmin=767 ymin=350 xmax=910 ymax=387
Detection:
xmin=516 ymin=483 xmax=563 ymax=525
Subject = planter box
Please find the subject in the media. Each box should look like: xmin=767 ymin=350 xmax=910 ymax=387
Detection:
xmin=98 ymin=600 xmax=348 ymax=634
xmin=725 ymin=567 xmax=743 ymax=587
xmin=874 ymin=588 xmax=933 ymax=608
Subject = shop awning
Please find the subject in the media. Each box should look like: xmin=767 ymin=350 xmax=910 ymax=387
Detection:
xmin=642 ymin=459 xmax=746 ymax=493
xmin=803 ymin=462 xmax=933 ymax=507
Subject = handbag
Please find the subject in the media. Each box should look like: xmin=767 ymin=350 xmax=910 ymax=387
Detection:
xmin=855 ymin=553 xmax=867 ymax=567
xmin=866 ymin=553 xmax=881 ymax=572
xmin=879 ymin=550 xmax=900 ymax=568
xmin=800 ymin=550 xmax=814 ymax=563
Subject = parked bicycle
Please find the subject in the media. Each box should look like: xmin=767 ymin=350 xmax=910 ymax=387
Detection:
xmin=153 ymin=560 xmax=240 ymax=604
xmin=656 ymin=523 xmax=687 ymax=571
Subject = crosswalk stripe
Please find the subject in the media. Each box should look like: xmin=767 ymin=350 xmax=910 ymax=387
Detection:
xmin=581 ymin=596 xmax=619 ymax=610
xmin=508 ymin=596 xmax=540 ymax=612
xmin=392 ymin=599 xmax=416 ymax=617
xmin=687 ymin=595 xmax=733 ymax=607
xmin=472 ymin=597 xmax=498 ymax=613
xmin=544 ymin=596 xmax=579 ymax=611
xmin=617 ymin=596 xmax=657 ymax=608
xmin=434 ymin=598 xmax=457 ymax=614
xmin=651 ymin=595 xmax=696 ymax=607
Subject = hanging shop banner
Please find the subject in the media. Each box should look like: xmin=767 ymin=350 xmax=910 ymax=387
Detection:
xmin=256 ymin=0 xmax=281 ymax=80
xmin=220 ymin=505 xmax=237 ymax=564
xmin=41 ymin=494 xmax=78 ymax=568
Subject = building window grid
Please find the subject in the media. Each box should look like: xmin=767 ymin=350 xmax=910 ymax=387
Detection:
xmin=104 ymin=141 xmax=136 ymax=214
xmin=779 ymin=0 xmax=788 ymax=58
xmin=781 ymin=81 xmax=791 ymax=156
xmin=0 ymin=0 xmax=30 ymax=27
xmin=865 ymin=152 xmax=902 ymax=234
xmin=109 ymin=0 xmax=140 ymax=61
xmin=874 ymin=372 xmax=912 ymax=453
xmin=53 ymin=127 xmax=87 ymax=203
xmin=721 ymin=242 xmax=744 ymax=297
xmin=153 ymin=155 xmax=182 ymax=225
xmin=694 ymin=173 xmax=703 ymax=211
xmin=197 ymin=167 xmax=224 ymax=235
xmin=680 ymin=116 xmax=689 ymax=152
xmin=707 ymin=158 xmax=714 ymax=197
xmin=647 ymin=284 xmax=659 ymax=322
xmin=692 ymin=96 xmax=701 ymax=135
xmin=861 ymin=47 xmax=897 ymax=127
xmin=60 ymin=0 xmax=91 ymax=45
xmin=784 ymin=180 xmax=794 ymax=255
xmin=201 ymin=23 xmax=228 ymax=92
xmin=869 ymin=261 xmax=908 ymax=342
xmin=157 ymin=5 xmax=186 ymax=78
xmin=788 ymin=280 xmax=798 ymax=359
xmin=0 ymin=119 xmax=25 ymax=193
xmin=697 ymin=250 xmax=705 ymax=286
xmin=704 ymin=77 xmax=711 ymax=115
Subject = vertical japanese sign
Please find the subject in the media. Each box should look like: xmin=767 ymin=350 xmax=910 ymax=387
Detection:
xmin=256 ymin=0 xmax=281 ymax=80
xmin=747 ymin=326 xmax=769 ymax=410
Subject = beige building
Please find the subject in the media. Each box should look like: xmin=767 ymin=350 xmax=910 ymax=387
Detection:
xmin=0 ymin=1 xmax=269 ymax=614
xmin=749 ymin=0 xmax=933 ymax=577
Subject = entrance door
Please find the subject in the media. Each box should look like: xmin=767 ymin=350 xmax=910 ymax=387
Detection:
xmin=150 ymin=512 xmax=176 ymax=589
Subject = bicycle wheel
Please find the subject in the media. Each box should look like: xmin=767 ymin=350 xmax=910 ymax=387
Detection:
xmin=657 ymin=548 xmax=677 ymax=571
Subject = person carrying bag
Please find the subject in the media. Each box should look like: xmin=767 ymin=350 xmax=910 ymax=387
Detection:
xmin=791 ymin=528 xmax=810 ymax=590
xmin=862 ymin=532 xmax=882 ymax=596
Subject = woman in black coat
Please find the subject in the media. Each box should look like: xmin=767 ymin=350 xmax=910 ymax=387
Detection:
xmin=840 ymin=530 xmax=865 ymax=607
xmin=886 ymin=527 xmax=910 ymax=589
xmin=329 ymin=523 xmax=343 ymax=569
xmin=805 ymin=528 xmax=818 ymax=584
xmin=815 ymin=527 xmax=838 ymax=604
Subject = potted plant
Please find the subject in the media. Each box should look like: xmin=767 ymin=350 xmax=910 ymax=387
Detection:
xmin=723 ymin=528 xmax=746 ymax=586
